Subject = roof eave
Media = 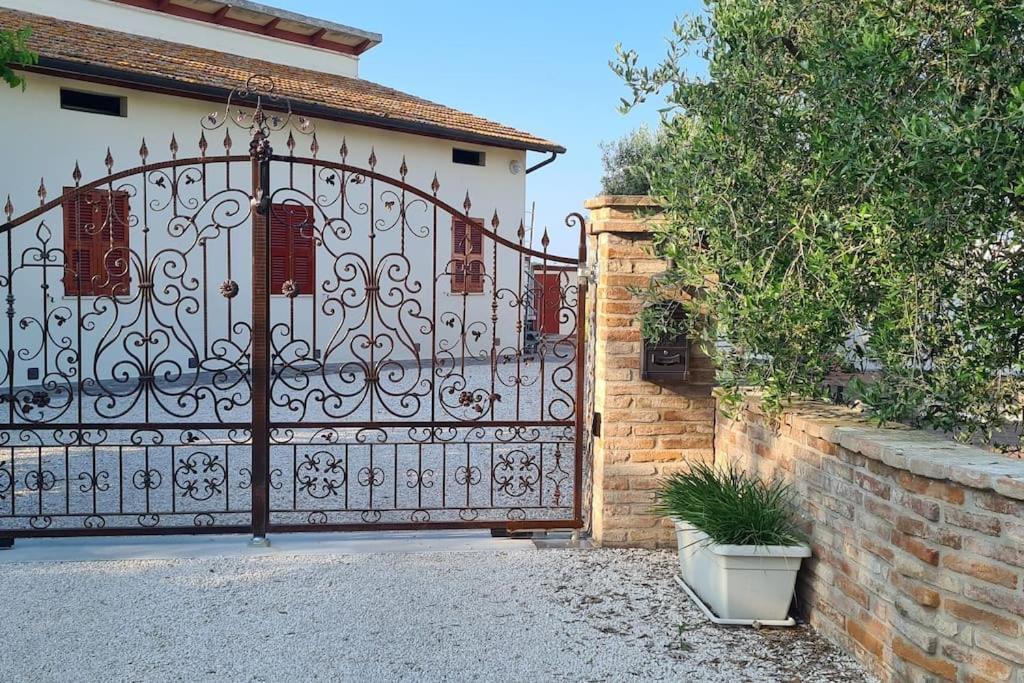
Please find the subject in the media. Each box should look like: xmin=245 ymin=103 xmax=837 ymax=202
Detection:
xmin=216 ymin=0 xmax=383 ymax=45
xmin=109 ymin=0 xmax=382 ymax=56
xmin=26 ymin=57 xmax=566 ymax=155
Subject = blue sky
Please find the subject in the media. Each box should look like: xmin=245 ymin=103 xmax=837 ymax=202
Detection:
xmin=269 ymin=1 xmax=707 ymax=256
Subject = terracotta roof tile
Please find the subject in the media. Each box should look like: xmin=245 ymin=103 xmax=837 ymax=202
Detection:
xmin=0 ymin=7 xmax=563 ymax=153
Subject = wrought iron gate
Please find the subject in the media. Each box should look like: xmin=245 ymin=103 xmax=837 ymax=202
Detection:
xmin=0 ymin=78 xmax=587 ymax=541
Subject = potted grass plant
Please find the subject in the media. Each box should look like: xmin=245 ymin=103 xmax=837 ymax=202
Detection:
xmin=655 ymin=463 xmax=810 ymax=624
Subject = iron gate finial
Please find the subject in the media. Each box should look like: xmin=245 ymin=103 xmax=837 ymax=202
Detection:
xmin=202 ymin=73 xmax=316 ymax=141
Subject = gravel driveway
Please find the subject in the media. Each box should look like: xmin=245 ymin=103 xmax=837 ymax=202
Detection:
xmin=0 ymin=547 xmax=872 ymax=682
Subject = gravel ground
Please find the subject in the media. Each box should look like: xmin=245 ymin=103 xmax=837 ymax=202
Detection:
xmin=0 ymin=547 xmax=874 ymax=682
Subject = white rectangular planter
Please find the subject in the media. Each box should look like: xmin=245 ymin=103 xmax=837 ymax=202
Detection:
xmin=673 ymin=520 xmax=810 ymax=623
xmin=673 ymin=519 xmax=713 ymax=601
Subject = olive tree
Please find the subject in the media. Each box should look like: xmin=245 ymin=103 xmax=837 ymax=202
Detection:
xmin=599 ymin=126 xmax=662 ymax=196
xmin=614 ymin=1 xmax=1024 ymax=446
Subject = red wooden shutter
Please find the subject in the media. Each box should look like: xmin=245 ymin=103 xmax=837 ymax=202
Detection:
xmin=63 ymin=188 xmax=130 ymax=296
xmin=63 ymin=188 xmax=94 ymax=296
xmin=270 ymin=203 xmax=315 ymax=295
xmin=467 ymin=221 xmax=484 ymax=293
xmin=451 ymin=218 xmax=467 ymax=293
xmin=103 ymin=192 xmax=131 ymax=295
xmin=452 ymin=260 xmax=466 ymax=292
xmin=535 ymin=272 xmax=562 ymax=334
xmin=270 ymin=205 xmax=290 ymax=294
xmin=467 ymin=259 xmax=484 ymax=294
xmin=469 ymin=225 xmax=483 ymax=256
xmin=292 ymin=206 xmax=315 ymax=294
xmin=451 ymin=217 xmax=485 ymax=294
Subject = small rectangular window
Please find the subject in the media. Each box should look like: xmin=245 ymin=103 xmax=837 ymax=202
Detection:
xmin=60 ymin=89 xmax=127 ymax=117
xmin=452 ymin=148 xmax=485 ymax=167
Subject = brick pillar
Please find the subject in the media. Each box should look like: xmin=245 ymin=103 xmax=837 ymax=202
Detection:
xmin=585 ymin=195 xmax=715 ymax=548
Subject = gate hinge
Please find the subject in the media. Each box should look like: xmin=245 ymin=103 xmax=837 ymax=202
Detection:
xmin=592 ymin=411 xmax=601 ymax=437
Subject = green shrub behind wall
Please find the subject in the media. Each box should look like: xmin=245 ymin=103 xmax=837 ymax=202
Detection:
xmin=614 ymin=0 xmax=1024 ymax=446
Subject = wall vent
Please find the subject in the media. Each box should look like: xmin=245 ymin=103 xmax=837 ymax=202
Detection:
xmin=452 ymin=148 xmax=485 ymax=167
xmin=60 ymin=89 xmax=127 ymax=117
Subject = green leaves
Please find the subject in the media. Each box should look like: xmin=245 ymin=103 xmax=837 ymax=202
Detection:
xmin=598 ymin=126 xmax=664 ymax=195
xmin=637 ymin=299 xmax=688 ymax=345
xmin=617 ymin=0 xmax=1024 ymax=447
xmin=654 ymin=463 xmax=805 ymax=547
xmin=0 ymin=27 xmax=37 ymax=90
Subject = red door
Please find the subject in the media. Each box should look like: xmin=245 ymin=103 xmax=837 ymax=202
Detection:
xmin=534 ymin=273 xmax=562 ymax=334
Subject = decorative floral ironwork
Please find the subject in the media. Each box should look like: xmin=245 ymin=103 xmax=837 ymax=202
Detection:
xmin=202 ymin=74 xmax=315 ymax=139
xmin=454 ymin=464 xmax=482 ymax=486
xmin=295 ymin=452 xmax=346 ymax=499
xmin=173 ymin=452 xmax=227 ymax=502
xmin=132 ymin=468 xmax=162 ymax=491
xmin=357 ymin=466 xmax=385 ymax=488
xmin=280 ymin=279 xmax=299 ymax=298
xmin=0 ymin=463 xmax=11 ymax=500
xmin=78 ymin=470 xmax=111 ymax=494
xmin=219 ymin=279 xmax=239 ymax=298
xmin=25 ymin=468 xmax=56 ymax=492
xmin=493 ymin=450 xmax=541 ymax=498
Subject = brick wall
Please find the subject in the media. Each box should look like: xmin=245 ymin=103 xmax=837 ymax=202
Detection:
xmin=586 ymin=195 xmax=715 ymax=548
xmin=717 ymin=399 xmax=1024 ymax=682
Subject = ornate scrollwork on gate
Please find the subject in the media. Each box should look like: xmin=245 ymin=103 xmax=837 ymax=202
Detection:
xmin=173 ymin=452 xmax=227 ymax=502
xmin=0 ymin=74 xmax=586 ymax=537
xmin=294 ymin=450 xmax=346 ymax=499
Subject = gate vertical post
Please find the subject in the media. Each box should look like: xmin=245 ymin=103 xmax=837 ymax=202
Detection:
xmin=569 ymin=213 xmax=589 ymax=530
xmin=249 ymin=127 xmax=272 ymax=546
xmin=584 ymin=196 xmax=716 ymax=547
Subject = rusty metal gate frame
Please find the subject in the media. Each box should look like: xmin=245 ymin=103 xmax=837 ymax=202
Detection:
xmin=0 ymin=76 xmax=587 ymax=543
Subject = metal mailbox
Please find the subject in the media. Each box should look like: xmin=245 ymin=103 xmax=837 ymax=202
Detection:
xmin=642 ymin=334 xmax=691 ymax=382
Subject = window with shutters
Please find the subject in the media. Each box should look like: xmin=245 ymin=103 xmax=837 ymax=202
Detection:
xmin=451 ymin=217 xmax=485 ymax=294
xmin=270 ymin=203 xmax=316 ymax=296
xmin=62 ymin=188 xmax=131 ymax=297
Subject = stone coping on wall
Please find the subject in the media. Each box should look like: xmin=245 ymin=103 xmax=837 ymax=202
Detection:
xmin=583 ymin=195 xmax=662 ymax=209
xmin=583 ymin=195 xmax=663 ymax=235
xmin=733 ymin=394 xmax=1024 ymax=502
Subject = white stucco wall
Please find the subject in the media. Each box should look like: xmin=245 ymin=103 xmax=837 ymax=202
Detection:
xmin=0 ymin=72 xmax=533 ymax=415
xmin=0 ymin=0 xmax=362 ymax=77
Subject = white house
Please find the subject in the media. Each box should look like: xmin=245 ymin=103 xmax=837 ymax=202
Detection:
xmin=0 ymin=0 xmax=577 ymax=426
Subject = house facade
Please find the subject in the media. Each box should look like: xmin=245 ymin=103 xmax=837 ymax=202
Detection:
xmin=0 ymin=0 xmax=569 ymax=394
